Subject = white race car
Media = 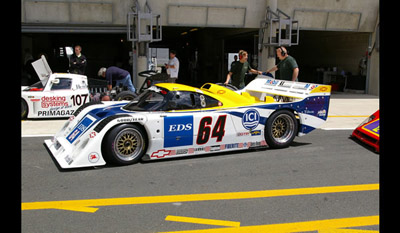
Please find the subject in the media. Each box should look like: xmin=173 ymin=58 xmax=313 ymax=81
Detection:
xmin=45 ymin=77 xmax=331 ymax=169
xmin=21 ymin=55 xmax=90 ymax=119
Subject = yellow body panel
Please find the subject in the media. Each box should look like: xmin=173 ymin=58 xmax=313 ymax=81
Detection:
xmin=310 ymin=85 xmax=331 ymax=94
xmin=155 ymin=83 xmax=260 ymax=109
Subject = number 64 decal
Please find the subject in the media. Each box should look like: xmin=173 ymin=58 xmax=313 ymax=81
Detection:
xmin=196 ymin=115 xmax=227 ymax=145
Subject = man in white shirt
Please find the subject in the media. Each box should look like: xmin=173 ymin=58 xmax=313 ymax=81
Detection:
xmin=165 ymin=50 xmax=179 ymax=83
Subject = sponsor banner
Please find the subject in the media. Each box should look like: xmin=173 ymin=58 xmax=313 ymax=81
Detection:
xmin=242 ymin=109 xmax=260 ymax=130
xmin=150 ymin=140 xmax=268 ymax=159
xmin=362 ymin=119 xmax=379 ymax=137
xmin=302 ymin=96 xmax=330 ymax=120
xmin=164 ymin=115 xmax=194 ymax=148
xmin=38 ymin=109 xmax=74 ymax=117
xmin=66 ymin=115 xmax=96 ymax=144
xmin=40 ymin=96 xmax=68 ymax=108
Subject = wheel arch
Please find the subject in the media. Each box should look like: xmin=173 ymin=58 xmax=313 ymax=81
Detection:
xmin=101 ymin=121 xmax=149 ymax=145
xmin=98 ymin=116 xmax=149 ymax=162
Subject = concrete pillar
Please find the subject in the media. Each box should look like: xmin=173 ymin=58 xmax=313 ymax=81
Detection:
xmin=132 ymin=41 xmax=148 ymax=90
xmin=367 ymin=15 xmax=379 ymax=96
xmin=260 ymin=0 xmax=277 ymax=74
xmin=137 ymin=55 xmax=147 ymax=89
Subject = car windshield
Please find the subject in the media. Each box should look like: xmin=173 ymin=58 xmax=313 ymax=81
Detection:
xmin=123 ymin=85 xmax=222 ymax=111
xmin=123 ymin=86 xmax=168 ymax=111
xmin=23 ymin=80 xmax=46 ymax=91
xmin=50 ymin=78 xmax=72 ymax=90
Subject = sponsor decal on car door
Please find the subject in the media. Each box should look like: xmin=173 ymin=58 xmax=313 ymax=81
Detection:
xmin=164 ymin=115 xmax=194 ymax=147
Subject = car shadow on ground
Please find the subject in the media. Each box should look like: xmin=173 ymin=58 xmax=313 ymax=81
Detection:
xmin=44 ymin=140 xmax=314 ymax=172
xmin=348 ymin=136 xmax=379 ymax=154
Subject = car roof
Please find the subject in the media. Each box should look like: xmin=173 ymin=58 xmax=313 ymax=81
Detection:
xmin=155 ymin=82 xmax=261 ymax=108
xmin=156 ymin=83 xmax=201 ymax=92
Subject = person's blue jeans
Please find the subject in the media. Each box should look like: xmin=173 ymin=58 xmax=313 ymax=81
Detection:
xmin=116 ymin=74 xmax=136 ymax=93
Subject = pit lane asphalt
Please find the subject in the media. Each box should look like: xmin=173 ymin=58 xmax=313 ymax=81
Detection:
xmin=21 ymin=129 xmax=379 ymax=233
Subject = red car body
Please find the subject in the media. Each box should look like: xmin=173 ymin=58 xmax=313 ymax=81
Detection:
xmin=351 ymin=110 xmax=379 ymax=153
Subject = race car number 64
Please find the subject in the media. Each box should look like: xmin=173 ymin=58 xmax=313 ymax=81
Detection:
xmin=196 ymin=115 xmax=227 ymax=145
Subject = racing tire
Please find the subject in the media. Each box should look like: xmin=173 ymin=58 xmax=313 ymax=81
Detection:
xmin=114 ymin=91 xmax=137 ymax=101
xmin=103 ymin=124 xmax=147 ymax=165
xmin=264 ymin=110 xmax=297 ymax=149
xmin=21 ymin=99 xmax=28 ymax=119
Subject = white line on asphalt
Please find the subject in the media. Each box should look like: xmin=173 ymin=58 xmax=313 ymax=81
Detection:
xmin=321 ymin=128 xmax=354 ymax=130
xmin=21 ymin=134 xmax=54 ymax=138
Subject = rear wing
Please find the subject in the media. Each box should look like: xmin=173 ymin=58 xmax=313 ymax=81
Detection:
xmin=241 ymin=75 xmax=331 ymax=135
xmin=241 ymin=75 xmax=331 ymax=102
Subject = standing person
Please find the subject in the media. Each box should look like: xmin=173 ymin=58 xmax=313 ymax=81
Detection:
xmin=70 ymin=45 xmax=87 ymax=75
xmin=266 ymin=46 xmax=299 ymax=81
xmin=224 ymin=50 xmax=262 ymax=89
xmin=98 ymin=66 xmax=136 ymax=93
xmin=230 ymin=55 xmax=238 ymax=69
xmin=165 ymin=50 xmax=179 ymax=83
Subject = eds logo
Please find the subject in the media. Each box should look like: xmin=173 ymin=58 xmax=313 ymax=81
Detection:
xmin=164 ymin=115 xmax=193 ymax=147
xmin=242 ymin=109 xmax=260 ymax=130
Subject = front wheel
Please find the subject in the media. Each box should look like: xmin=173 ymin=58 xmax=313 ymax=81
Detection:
xmin=103 ymin=124 xmax=147 ymax=165
xmin=265 ymin=110 xmax=297 ymax=149
xmin=21 ymin=99 xmax=28 ymax=119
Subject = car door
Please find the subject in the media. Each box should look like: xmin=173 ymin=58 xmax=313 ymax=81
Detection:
xmin=38 ymin=77 xmax=75 ymax=117
xmin=195 ymin=93 xmax=232 ymax=147
xmin=163 ymin=91 xmax=197 ymax=148
xmin=162 ymin=91 xmax=238 ymax=151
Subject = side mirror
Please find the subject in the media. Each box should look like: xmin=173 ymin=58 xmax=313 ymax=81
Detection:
xmin=51 ymin=79 xmax=60 ymax=85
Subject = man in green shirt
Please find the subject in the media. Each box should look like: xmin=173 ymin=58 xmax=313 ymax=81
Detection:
xmin=266 ymin=46 xmax=299 ymax=81
xmin=224 ymin=50 xmax=262 ymax=89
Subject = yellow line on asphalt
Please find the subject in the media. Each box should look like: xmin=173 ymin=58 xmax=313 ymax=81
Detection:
xmin=165 ymin=215 xmax=240 ymax=228
xmin=160 ymin=215 xmax=379 ymax=233
xmin=319 ymin=228 xmax=378 ymax=233
xmin=21 ymin=183 xmax=379 ymax=213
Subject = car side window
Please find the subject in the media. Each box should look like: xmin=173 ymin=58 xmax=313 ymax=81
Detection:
xmin=166 ymin=91 xmax=222 ymax=110
xmin=50 ymin=78 xmax=72 ymax=90
xmin=199 ymin=94 xmax=220 ymax=108
xmin=170 ymin=91 xmax=197 ymax=110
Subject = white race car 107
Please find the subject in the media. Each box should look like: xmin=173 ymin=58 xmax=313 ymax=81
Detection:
xmin=44 ymin=76 xmax=331 ymax=169
xmin=21 ymin=55 xmax=90 ymax=119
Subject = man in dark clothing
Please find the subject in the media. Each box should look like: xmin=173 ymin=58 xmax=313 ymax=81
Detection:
xmin=69 ymin=45 xmax=87 ymax=75
xmin=224 ymin=50 xmax=261 ymax=89
xmin=98 ymin=66 xmax=136 ymax=93
xmin=266 ymin=46 xmax=299 ymax=81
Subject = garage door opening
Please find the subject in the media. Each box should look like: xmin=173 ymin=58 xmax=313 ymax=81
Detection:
xmin=289 ymin=30 xmax=370 ymax=92
xmin=150 ymin=26 xmax=259 ymax=87
xmin=22 ymin=33 xmax=131 ymax=86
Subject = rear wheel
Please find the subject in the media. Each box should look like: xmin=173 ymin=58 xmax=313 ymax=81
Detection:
xmin=103 ymin=124 xmax=147 ymax=165
xmin=114 ymin=91 xmax=137 ymax=101
xmin=264 ymin=110 xmax=297 ymax=149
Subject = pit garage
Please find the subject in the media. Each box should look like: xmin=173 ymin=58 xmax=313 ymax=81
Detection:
xmin=21 ymin=0 xmax=379 ymax=96
xmin=22 ymin=27 xmax=372 ymax=94
xmin=21 ymin=27 xmax=259 ymax=86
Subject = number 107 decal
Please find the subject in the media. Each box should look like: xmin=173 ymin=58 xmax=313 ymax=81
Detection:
xmin=196 ymin=115 xmax=227 ymax=145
